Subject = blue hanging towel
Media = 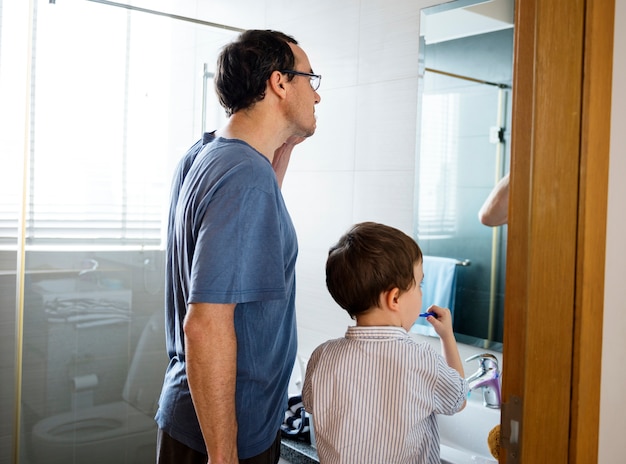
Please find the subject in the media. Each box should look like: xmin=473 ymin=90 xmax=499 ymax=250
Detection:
xmin=411 ymin=255 xmax=460 ymax=337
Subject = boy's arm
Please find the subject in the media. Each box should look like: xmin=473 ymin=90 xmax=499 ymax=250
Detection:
xmin=439 ymin=331 xmax=465 ymax=379
xmin=425 ymin=305 xmax=467 ymax=409
xmin=302 ymin=349 xmax=320 ymax=413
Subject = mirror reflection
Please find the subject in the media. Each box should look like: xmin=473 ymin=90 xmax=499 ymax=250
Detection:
xmin=411 ymin=0 xmax=514 ymax=350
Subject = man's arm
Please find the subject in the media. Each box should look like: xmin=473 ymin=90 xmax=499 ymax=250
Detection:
xmin=272 ymin=136 xmax=306 ymax=188
xmin=478 ymin=173 xmax=510 ymax=227
xmin=184 ymin=302 xmax=238 ymax=464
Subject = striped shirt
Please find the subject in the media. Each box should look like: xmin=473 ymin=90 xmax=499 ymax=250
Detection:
xmin=302 ymin=326 xmax=468 ymax=464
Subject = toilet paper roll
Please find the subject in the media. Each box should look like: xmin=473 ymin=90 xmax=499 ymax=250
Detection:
xmin=72 ymin=374 xmax=98 ymax=392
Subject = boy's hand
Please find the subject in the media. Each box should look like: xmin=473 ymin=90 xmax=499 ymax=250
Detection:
xmin=424 ymin=304 xmax=454 ymax=339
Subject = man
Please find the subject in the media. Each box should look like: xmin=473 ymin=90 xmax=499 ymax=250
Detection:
xmin=155 ymin=30 xmax=321 ymax=464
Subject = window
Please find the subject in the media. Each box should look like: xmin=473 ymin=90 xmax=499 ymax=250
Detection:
xmin=0 ymin=0 xmax=235 ymax=248
xmin=416 ymin=92 xmax=459 ymax=239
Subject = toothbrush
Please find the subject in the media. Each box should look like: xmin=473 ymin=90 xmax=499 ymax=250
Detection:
xmin=419 ymin=311 xmax=436 ymax=318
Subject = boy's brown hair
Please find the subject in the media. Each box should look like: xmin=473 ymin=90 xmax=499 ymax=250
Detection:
xmin=326 ymin=222 xmax=423 ymax=319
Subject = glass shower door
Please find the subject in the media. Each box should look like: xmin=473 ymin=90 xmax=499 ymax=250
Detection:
xmin=0 ymin=1 xmax=237 ymax=462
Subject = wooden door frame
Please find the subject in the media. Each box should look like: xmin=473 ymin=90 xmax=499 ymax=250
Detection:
xmin=501 ymin=0 xmax=614 ymax=463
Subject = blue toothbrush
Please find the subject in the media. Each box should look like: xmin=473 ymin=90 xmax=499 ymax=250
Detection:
xmin=419 ymin=311 xmax=436 ymax=318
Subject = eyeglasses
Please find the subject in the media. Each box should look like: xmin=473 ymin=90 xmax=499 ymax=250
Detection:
xmin=279 ymin=70 xmax=322 ymax=91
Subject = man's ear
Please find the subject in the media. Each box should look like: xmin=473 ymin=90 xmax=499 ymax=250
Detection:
xmin=269 ymin=70 xmax=287 ymax=97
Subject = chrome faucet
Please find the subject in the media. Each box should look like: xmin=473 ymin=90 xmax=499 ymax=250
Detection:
xmin=465 ymin=353 xmax=501 ymax=409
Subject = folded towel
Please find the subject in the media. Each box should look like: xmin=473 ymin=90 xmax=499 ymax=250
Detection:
xmin=280 ymin=395 xmax=311 ymax=443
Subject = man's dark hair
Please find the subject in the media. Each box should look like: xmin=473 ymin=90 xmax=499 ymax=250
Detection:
xmin=326 ymin=222 xmax=423 ymax=319
xmin=215 ymin=30 xmax=298 ymax=116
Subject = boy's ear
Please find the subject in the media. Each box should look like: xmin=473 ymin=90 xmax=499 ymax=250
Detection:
xmin=383 ymin=287 xmax=402 ymax=313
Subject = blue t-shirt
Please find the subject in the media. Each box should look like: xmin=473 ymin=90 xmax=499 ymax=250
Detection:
xmin=156 ymin=135 xmax=298 ymax=458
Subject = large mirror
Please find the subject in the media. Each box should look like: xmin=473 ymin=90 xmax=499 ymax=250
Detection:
xmin=411 ymin=0 xmax=514 ymax=350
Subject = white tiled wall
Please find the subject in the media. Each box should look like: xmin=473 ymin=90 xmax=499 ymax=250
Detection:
xmin=264 ymin=0 xmax=439 ymax=361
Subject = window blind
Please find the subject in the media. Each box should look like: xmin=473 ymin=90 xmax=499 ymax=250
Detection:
xmin=417 ymin=92 xmax=459 ymax=239
xmin=0 ymin=1 xmax=237 ymax=249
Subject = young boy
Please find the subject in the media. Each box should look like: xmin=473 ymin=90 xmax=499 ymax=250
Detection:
xmin=302 ymin=222 xmax=468 ymax=464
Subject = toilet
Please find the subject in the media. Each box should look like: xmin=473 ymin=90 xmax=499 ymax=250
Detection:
xmin=31 ymin=312 xmax=168 ymax=464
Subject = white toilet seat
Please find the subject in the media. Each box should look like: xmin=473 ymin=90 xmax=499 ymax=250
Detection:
xmin=30 ymin=401 xmax=157 ymax=464
xmin=29 ymin=313 xmax=166 ymax=463
xmin=32 ymin=401 xmax=155 ymax=444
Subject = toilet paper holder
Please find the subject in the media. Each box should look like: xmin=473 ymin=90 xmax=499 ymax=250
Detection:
xmin=71 ymin=374 xmax=99 ymax=410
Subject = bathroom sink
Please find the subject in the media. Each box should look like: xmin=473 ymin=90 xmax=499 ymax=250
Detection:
xmin=440 ymin=444 xmax=497 ymax=464
xmin=437 ymin=395 xmax=499 ymax=464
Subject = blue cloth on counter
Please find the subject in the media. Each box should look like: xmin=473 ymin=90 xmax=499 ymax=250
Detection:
xmin=411 ymin=256 xmax=459 ymax=337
